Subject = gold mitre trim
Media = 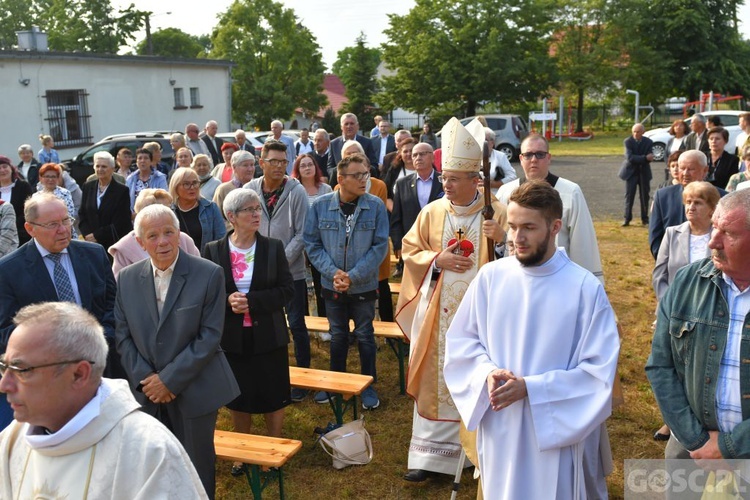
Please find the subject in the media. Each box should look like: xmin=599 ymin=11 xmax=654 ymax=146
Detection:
xmin=440 ymin=117 xmax=485 ymax=172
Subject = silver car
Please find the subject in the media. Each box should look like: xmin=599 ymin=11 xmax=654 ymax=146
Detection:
xmin=439 ymin=114 xmax=528 ymax=161
xmin=644 ymin=110 xmax=744 ymax=161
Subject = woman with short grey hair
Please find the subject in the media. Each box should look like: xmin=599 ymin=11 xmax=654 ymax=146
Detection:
xmin=16 ymin=144 xmax=40 ymax=187
xmin=202 ymin=187 xmax=294 ymax=476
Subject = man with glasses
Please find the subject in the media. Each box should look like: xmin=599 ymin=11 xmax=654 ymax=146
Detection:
xmin=0 ymin=194 xmax=118 ymax=427
xmin=394 ymin=118 xmax=506 ymax=482
xmin=185 ymin=123 xmax=209 ymax=157
xmin=497 ymin=134 xmax=603 ymax=283
xmin=304 ymin=153 xmax=389 ymax=410
xmin=269 ymin=120 xmax=297 ymax=174
xmin=390 ymin=143 xmax=443 ymax=273
xmin=327 ymin=113 xmax=379 ymax=187
xmin=0 ymin=302 xmax=207 ymax=498
xmin=497 ymin=132 xmax=608 ymax=498
xmin=244 ymin=141 xmax=311 ymax=402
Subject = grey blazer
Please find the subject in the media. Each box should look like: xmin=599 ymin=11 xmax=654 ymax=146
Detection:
xmin=115 ymin=250 xmax=239 ymax=418
xmin=652 ymin=221 xmax=712 ymax=301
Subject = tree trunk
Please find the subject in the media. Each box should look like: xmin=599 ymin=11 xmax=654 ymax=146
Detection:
xmin=466 ymin=100 xmax=477 ymax=117
xmin=576 ymin=87 xmax=585 ymax=133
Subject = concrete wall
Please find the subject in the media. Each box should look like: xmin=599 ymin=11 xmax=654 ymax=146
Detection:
xmin=0 ymin=53 xmax=232 ymax=161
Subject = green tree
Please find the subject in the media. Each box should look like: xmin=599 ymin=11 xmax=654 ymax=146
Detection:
xmin=633 ymin=0 xmax=750 ymax=101
xmin=552 ymin=0 xmax=623 ymax=132
xmin=380 ymin=0 xmax=557 ymax=117
xmin=135 ymin=28 xmax=205 ymax=58
xmin=209 ymin=0 xmax=327 ymax=128
xmin=0 ymin=0 xmax=36 ymax=49
xmin=39 ymin=0 xmax=147 ymax=53
xmin=321 ymin=107 xmax=340 ymax=136
xmin=333 ymin=33 xmax=381 ymax=126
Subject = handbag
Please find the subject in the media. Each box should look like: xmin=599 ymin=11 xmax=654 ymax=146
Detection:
xmin=318 ymin=417 xmax=373 ymax=469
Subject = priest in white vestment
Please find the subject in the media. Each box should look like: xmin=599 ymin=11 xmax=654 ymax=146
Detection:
xmin=445 ymin=180 xmax=620 ymax=499
xmin=0 ymin=302 xmax=207 ymax=499
xmin=395 ymin=117 xmax=507 ymax=482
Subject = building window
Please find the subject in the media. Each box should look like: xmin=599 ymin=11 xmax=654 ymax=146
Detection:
xmin=173 ymin=88 xmax=186 ymax=109
xmin=43 ymin=89 xmax=92 ymax=147
xmin=190 ymin=87 xmax=202 ymax=108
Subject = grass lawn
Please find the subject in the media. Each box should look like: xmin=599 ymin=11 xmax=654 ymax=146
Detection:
xmin=548 ymin=130 xmax=626 ymax=157
xmin=214 ymin=219 xmax=662 ymax=499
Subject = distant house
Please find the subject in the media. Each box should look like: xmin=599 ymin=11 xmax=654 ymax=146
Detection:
xmin=287 ymin=74 xmax=348 ymax=130
xmin=0 ymin=48 xmax=233 ymax=161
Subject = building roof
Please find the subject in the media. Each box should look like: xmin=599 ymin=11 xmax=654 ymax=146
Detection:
xmin=0 ymin=50 xmax=234 ymax=67
xmin=319 ymin=74 xmax=348 ymax=116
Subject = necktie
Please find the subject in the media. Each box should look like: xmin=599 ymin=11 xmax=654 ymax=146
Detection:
xmin=46 ymin=253 xmax=76 ymax=303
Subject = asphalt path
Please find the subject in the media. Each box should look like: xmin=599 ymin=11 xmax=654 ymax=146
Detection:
xmin=508 ymin=155 xmax=668 ymax=221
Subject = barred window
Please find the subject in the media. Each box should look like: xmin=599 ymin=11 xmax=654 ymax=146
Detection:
xmin=43 ymin=89 xmax=92 ymax=147
xmin=174 ymin=88 xmax=185 ymax=109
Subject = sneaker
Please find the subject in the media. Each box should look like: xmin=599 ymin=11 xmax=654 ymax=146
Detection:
xmin=314 ymin=391 xmax=331 ymax=404
xmin=319 ymin=331 xmax=332 ymax=342
xmin=290 ymin=388 xmax=308 ymax=402
xmin=361 ymin=386 xmax=380 ymax=410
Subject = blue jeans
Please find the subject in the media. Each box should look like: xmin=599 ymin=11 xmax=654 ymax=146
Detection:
xmin=287 ymin=279 xmax=310 ymax=368
xmin=325 ymin=297 xmax=377 ymax=381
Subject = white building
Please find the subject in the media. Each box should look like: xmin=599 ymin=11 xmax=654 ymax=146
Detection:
xmin=0 ymin=50 xmax=233 ymax=161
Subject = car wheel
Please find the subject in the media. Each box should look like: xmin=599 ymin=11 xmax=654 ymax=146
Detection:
xmin=497 ymin=144 xmax=516 ymax=162
xmin=652 ymin=142 xmax=666 ymax=162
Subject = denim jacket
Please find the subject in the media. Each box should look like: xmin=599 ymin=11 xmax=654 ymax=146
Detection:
xmin=303 ymin=191 xmax=388 ymax=294
xmin=646 ymin=259 xmax=750 ymax=458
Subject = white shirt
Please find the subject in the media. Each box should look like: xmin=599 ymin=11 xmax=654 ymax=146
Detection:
xmin=151 ymin=257 xmax=177 ymax=314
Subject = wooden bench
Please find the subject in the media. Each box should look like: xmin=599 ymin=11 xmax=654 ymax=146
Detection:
xmin=388 ymin=282 xmax=401 ymax=295
xmin=302 ymin=316 xmax=409 ymax=395
xmin=214 ymin=430 xmax=302 ymax=499
xmin=290 ymin=366 xmax=373 ymax=425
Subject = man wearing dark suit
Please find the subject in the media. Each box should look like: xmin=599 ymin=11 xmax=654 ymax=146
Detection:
xmin=391 ymin=143 xmax=443 ymax=264
xmin=234 ymin=129 xmax=255 ymax=153
xmin=371 ymin=120 xmax=397 ymax=170
xmin=78 ymin=151 xmax=132 ymax=254
xmin=648 ymin=150 xmax=725 ymax=258
xmin=619 ymin=123 xmax=654 ymax=226
xmin=0 ymin=194 xmax=118 ymax=371
xmin=683 ymin=113 xmax=710 ymax=158
xmin=115 ymin=204 xmax=239 ymax=499
xmin=201 ymin=120 xmax=225 ymax=167
xmin=327 ymin=113 xmax=379 ymax=187
xmin=312 ymin=128 xmax=330 ymax=179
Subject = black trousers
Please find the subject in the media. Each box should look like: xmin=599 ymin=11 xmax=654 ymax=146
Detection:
xmin=624 ymin=173 xmax=650 ymax=222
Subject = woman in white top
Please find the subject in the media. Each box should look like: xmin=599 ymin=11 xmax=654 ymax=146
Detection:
xmin=652 ymin=181 xmax=719 ymax=440
xmin=192 ymin=153 xmax=221 ymax=201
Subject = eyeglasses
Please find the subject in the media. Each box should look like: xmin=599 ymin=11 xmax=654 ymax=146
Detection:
xmin=28 ymin=217 xmax=75 ymax=230
xmin=262 ymin=159 xmax=289 ymax=168
xmin=235 ymin=206 xmax=263 ymax=214
xmin=340 ymin=172 xmax=370 ymax=181
xmin=41 ymin=175 xmax=60 ymax=180
xmin=438 ymin=175 xmax=474 ymax=184
xmin=299 ymin=162 xmax=316 ymax=169
xmin=0 ymin=357 xmax=93 ymax=382
xmin=180 ymin=181 xmax=200 ymax=189
xmin=519 ymin=151 xmax=549 ymax=160
xmin=412 ymin=152 xmax=433 ymax=158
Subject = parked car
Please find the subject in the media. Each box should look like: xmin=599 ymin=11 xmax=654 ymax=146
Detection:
xmin=216 ymin=132 xmax=264 ymax=156
xmin=62 ymin=132 xmax=177 ymax=187
xmin=644 ymin=110 xmax=744 ymax=161
xmin=436 ymin=115 xmax=528 ymax=161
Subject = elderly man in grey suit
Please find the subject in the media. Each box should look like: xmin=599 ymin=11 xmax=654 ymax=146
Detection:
xmin=115 ymin=204 xmax=239 ymax=499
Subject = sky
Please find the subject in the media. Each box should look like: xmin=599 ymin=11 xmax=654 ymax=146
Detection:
xmin=112 ymin=0 xmax=415 ymax=70
xmin=113 ymin=0 xmax=750 ymax=71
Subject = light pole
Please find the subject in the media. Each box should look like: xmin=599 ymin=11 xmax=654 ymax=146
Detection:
xmin=145 ymin=11 xmax=172 ymax=55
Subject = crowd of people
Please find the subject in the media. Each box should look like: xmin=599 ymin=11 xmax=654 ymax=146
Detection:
xmin=2 ymin=108 xmax=749 ymax=498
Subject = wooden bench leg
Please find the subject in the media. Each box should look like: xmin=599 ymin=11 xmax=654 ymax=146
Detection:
xmin=243 ymin=464 xmax=286 ymax=499
xmin=386 ymin=338 xmax=408 ymax=395
xmin=326 ymin=393 xmax=359 ymax=425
